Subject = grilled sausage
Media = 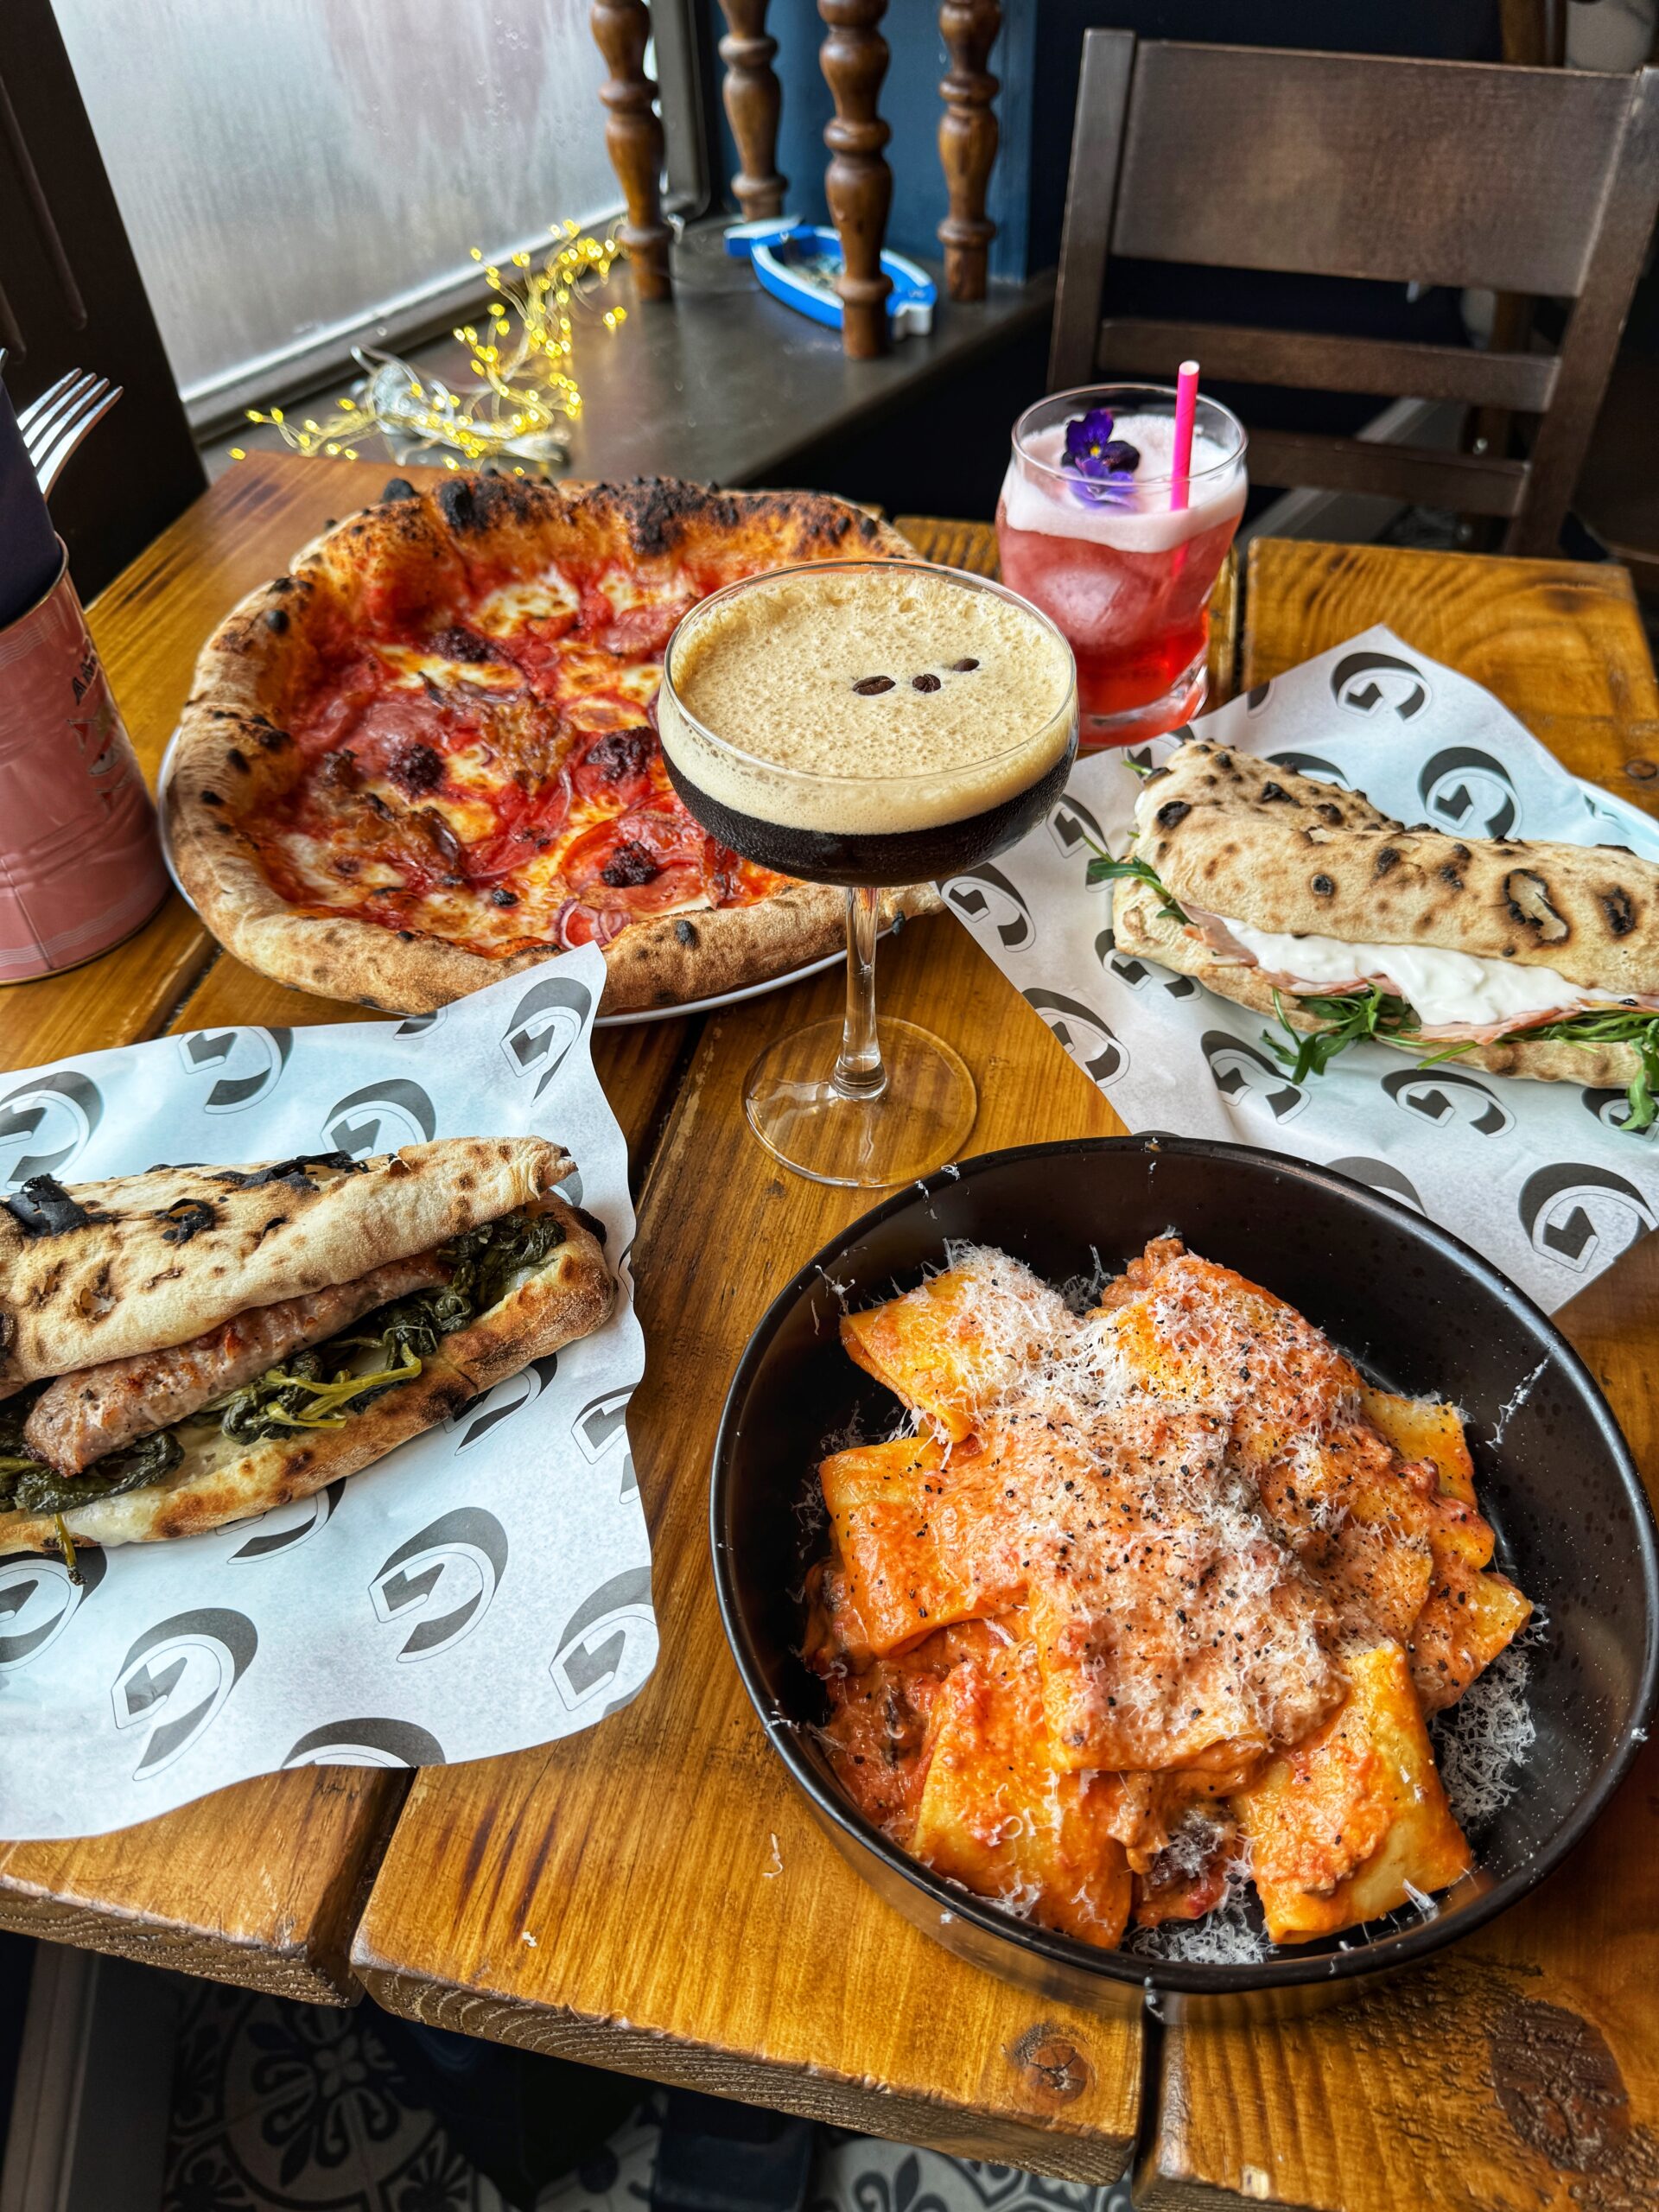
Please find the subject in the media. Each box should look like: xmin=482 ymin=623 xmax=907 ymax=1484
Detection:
xmin=23 ymin=1251 xmax=448 ymax=1474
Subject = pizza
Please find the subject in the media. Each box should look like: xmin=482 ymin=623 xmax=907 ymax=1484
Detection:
xmin=168 ymin=475 xmax=935 ymax=1014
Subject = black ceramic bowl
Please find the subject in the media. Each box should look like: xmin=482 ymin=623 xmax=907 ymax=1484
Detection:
xmin=710 ymin=1137 xmax=1659 ymax=2018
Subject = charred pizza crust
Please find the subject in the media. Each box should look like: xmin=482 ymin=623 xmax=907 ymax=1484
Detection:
xmin=0 ymin=1195 xmax=613 ymax=1554
xmin=168 ymin=475 xmax=938 ymax=1015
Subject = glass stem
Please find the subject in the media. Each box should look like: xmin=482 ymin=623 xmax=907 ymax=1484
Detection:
xmin=835 ymin=885 xmax=886 ymax=1100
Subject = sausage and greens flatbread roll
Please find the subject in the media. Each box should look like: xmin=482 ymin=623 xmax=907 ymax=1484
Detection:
xmin=0 ymin=1137 xmax=613 ymax=1557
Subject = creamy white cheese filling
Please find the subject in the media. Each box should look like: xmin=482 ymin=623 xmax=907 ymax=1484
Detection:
xmin=1221 ymin=919 xmax=1632 ymax=1029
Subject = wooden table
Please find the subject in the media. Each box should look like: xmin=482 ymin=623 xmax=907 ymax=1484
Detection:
xmin=3 ymin=458 xmax=1656 ymax=2204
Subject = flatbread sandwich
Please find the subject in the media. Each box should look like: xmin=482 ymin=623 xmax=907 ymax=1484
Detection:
xmin=1104 ymin=739 xmax=1659 ymax=1127
xmin=0 ymin=1137 xmax=613 ymax=1558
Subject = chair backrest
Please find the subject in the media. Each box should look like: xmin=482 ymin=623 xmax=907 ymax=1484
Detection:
xmin=0 ymin=0 xmax=205 ymax=600
xmin=1050 ymin=35 xmax=1659 ymax=556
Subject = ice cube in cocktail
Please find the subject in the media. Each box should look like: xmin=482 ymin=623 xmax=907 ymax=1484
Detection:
xmin=996 ymin=385 xmax=1247 ymax=747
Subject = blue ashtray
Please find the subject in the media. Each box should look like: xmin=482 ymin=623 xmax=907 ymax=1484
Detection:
xmin=724 ymin=219 xmax=936 ymax=340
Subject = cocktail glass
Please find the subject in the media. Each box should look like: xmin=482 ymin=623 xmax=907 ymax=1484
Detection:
xmin=996 ymin=384 xmax=1247 ymax=749
xmin=658 ymin=560 xmax=1078 ymax=1188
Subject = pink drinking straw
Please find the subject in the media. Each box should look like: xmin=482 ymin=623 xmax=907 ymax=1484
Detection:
xmin=1171 ymin=359 xmax=1200 ymax=512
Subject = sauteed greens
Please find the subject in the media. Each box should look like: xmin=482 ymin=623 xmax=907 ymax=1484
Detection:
xmin=209 ymin=1205 xmax=566 ymax=1445
xmin=0 ymin=1204 xmax=568 ymax=1506
xmin=0 ymin=1389 xmax=183 ymax=1515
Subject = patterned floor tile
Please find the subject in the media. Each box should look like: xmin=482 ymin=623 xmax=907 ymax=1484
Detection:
xmin=160 ymin=1985 xmax=1128 ymax=2212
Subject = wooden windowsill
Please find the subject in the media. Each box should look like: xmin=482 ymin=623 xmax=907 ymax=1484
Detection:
xmin=201 ymin=227 xmax=1054 ymax=490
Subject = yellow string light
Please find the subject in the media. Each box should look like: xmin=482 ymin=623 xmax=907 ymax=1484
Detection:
xmin=240 ymin=221 xmax=623 ymax=467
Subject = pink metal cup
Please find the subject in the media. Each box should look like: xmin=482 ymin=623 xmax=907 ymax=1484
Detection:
xmin=0 ymin=542 xmax=168 ymax=981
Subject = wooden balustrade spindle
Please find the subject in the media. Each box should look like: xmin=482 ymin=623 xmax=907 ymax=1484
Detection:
xmin=718 ymin=1 xmax=787 ymax=220
xmin=938 ymin=0 xmax=1001 ymax=302
xmin=591 ymin=0 xmax=673 ymax=302
xmin=818 ymin=0 xmax=893 ymax=359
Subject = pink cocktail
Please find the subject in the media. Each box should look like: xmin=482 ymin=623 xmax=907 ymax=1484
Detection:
xmin=996 ymin=385 xmax=1247 ymax=747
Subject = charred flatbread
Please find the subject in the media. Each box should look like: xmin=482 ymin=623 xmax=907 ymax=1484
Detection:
xmin=1105 ymin=740 xmax=1659 ymax=1113
xmin=0 ymin=1151 xmax=613 ymax=1554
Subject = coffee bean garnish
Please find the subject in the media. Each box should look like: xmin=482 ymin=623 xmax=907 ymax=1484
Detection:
xmin=950 ymin=658 xmax=980 ymax=672
xmin=912 ymin=673 xmax=942 ymax=692
xmin=852 ymin=676 xmax=894 ymax=696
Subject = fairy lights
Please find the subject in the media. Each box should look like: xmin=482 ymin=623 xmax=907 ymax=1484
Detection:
xmin=231 ymin=221 xmax=624 ymax=470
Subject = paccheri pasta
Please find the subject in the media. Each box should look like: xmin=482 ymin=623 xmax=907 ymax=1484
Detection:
xmin=804 ymin=1239 xmax=1532 ymax=1949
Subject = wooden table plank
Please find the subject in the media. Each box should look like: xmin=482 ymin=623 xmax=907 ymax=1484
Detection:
xmin=1241 ymin=537 xmax=1659 ymax=726
xmin=353 ymin=916 xmax=1148 ymax=2179
xmin=1141 ymin=539 xmax=1659 ymax=2212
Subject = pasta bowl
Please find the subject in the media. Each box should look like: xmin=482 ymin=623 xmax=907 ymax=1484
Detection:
xmin=709 ymin=1136 xmax=1659 ymax=2019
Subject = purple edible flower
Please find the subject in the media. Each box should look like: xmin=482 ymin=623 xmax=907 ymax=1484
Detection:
xmin=1061 ymin=406 xmax=1141 ymax=505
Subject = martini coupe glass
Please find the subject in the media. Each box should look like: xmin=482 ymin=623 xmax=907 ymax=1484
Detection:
xmin=656 ymin=558 xmax=1078 ymax=1187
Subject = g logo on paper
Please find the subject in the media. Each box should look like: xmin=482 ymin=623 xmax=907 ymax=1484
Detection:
xmin=1046 ymin=793 xmax=1108 ymax=879
xmin=1325 ymin=1157 xmax=1426 ymax=1213
xmin=501 ymin=976 xmax=593 ymax=1098
xmin=1022 ymin=988 xmax=1128 ymax=1085
xmin=111 ymin=1608 xmax=257 ymax=1778
xmin=0 ymin=1069 xmax=102 ymax=1188
xmin=571 ymin=1385 xmax=632 ymax=1464
xmin=283 ymin=1717 xmax=445 ymax=1769
xmin=942 ymin=865 xmax=1034 ymax=953
xmin=1265 ymin=751 xmax=1348 ymax=789
xmin=1381 ymin=1065 xmax=1513 ymax=1138
xmin=1518 ymin=1162 xmax=1654 ymax=1274
xmin=1418 ymin=747 xmax=1518 ymax=842
xmin=229 ymin=1482 xmax=345 ymax=1562
xmin=449 ymin=1353 xmax=561 ymax=1452
xmin=0 ymin=1548 xmax=105 ymax=1670
xmin=321 ymin=1078 xmax=437 ymax=1158
xmin=550 ymin=1567 xmax=655 ymax=1713
xmin=1581 ymin=1087 xmax=1655 ymax=1140
xmin=370 ymin=1508 xmax=508 ymax=1660
xmin=1095 ymin=925 xmax=1197 ymax=999
xmin=393 ymin=1011 xmax=446 ymax=1037
xmin=177 ymin=1027 xmax=292 ymax=1114
xmin=1200 ymin=1031 xmax=1305 ymax=1122
xmin=1331 ymin=650 xmax=1431 ymax=721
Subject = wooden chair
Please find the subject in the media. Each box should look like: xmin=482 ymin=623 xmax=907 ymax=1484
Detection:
xmin=1049 ymin=34 xmax=1659 ymax=557
xmin=0 ymin=0 xmax=205 ymax=599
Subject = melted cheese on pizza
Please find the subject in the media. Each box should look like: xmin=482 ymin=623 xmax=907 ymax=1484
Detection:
xmin=241 ymin=554 xmax=784 ymax=957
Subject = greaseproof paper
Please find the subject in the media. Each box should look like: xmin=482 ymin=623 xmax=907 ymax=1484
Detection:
xmin=0 ymin=945 xmax=653 ymax=1838
xmin=941 ymin=626 xmax=1659 ymax=1313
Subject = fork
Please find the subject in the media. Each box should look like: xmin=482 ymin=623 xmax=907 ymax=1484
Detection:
xmin=18 ymin=369 xmax=123 ymax=496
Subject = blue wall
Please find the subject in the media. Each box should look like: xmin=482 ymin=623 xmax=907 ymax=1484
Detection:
xmin=714 ymin=0 xmax=1037 ymax=282
xmin=711 ymin=2 xmax=1503 ymax=284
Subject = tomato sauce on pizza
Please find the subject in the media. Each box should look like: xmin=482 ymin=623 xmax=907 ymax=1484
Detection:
xmin=170 ymin=476 xmax=920 ymax=1015
xmin=248 ymin=550 xmax=785 ymax=957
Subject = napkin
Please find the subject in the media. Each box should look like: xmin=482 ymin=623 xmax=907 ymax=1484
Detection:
xmin=940 ymin=626 xmax=1659 ymax=1313
xmin=0 ymin=946 xmax=655 ymax=1840
xmin=0 ymin=378 xmax=62 ymax=628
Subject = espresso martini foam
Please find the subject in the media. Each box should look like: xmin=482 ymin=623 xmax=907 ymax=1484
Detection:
xmin=660 ymin=564 xmax=1075 ymax=853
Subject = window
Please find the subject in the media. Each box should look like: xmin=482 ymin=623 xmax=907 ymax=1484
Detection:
xmin=52 ymin=0 xmax=700 ymax=430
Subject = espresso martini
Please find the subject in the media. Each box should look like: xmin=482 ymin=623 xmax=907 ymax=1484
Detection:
xmin=658 ymin=562 xmax=1077 ymax=887
xmin=658 ymin=559 xmax=1077 ymax=1190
